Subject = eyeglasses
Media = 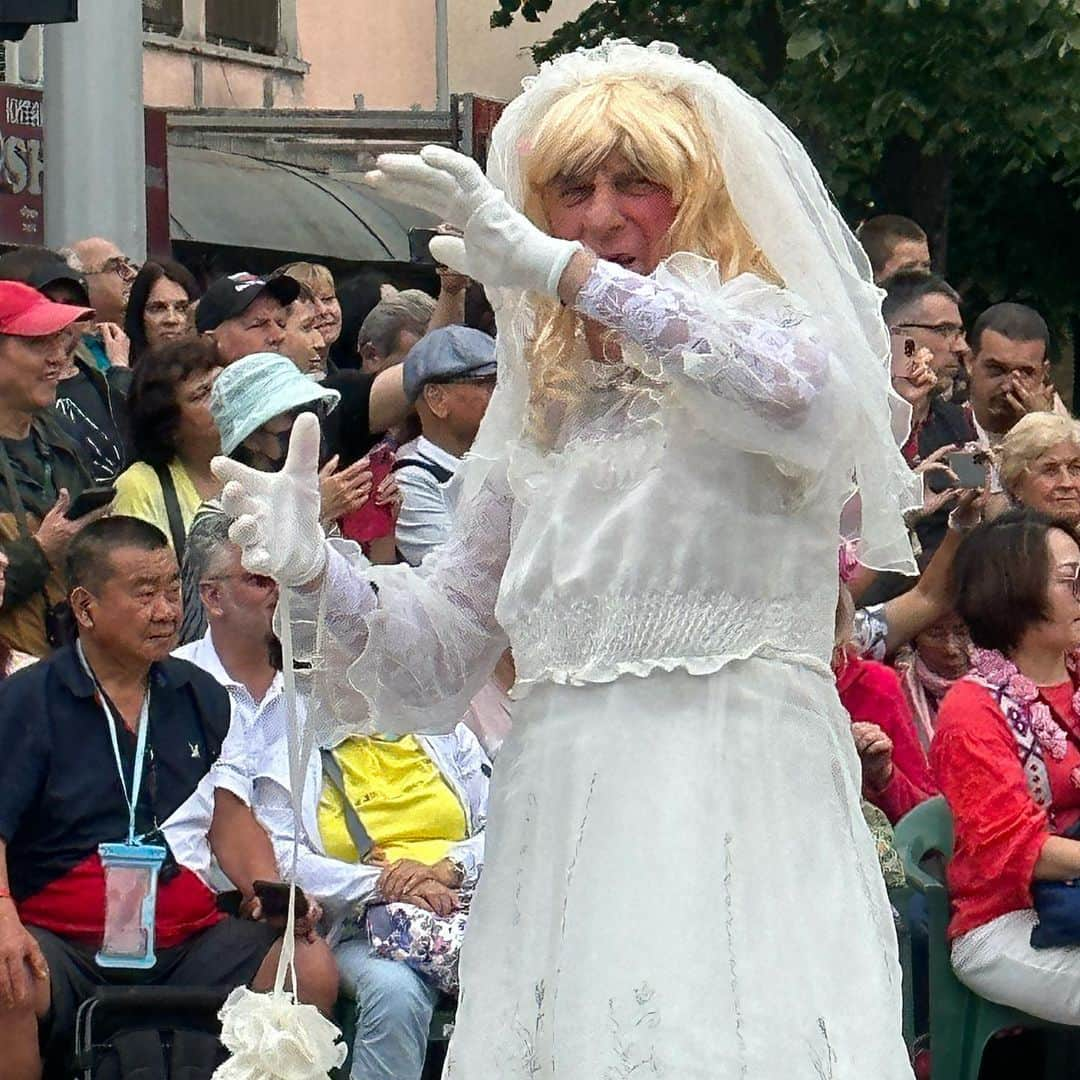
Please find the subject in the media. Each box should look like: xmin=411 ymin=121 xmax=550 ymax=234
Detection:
xmin=86 ymin=255 xmax=140 ymax=281
xmin=1055 ymin=563 xmax=1080 ymax=600
xmin=895 ymin=322 xmax=966 ymax=343
xmin=203 ymin=571 xmax=277 ymax=590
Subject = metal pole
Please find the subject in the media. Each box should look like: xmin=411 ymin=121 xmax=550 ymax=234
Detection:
xmin=435 ymin=0 xmax=449 ymax=112
xmin=42 ymin=0 xmax=146 ymax=258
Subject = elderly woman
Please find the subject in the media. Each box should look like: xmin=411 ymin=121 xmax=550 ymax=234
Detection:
xmin=253 ymin=720 xmax=488 ymax=1080
xmin=894 ymin=610 xmax=971 ymax=749
xmin=997 ymin=411 xmax=1080 ymax=525
xmin=216 ymin=41 xmax=920 ymax=1077
xmin=933 ymin=510 xmax=1080 ymax=1023
xmin=124 ymin=258 xmax=201 ymax=365
xmin=112 ymin=337 xmax=223 ymax=554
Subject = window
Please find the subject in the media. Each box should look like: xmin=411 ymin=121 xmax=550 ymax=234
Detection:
xmin=205 ymin=0 xmax=280 ymax=55
xmin=142 ymin=0 xmax=183 ymax=35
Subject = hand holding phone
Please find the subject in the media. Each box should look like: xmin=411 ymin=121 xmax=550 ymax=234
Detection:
xmin=947 ymin=450 xmax=989 ymax=490
xmin=65 ymin=486 xmax=116 ymax=521
xmin=340 ymin=442 xmax=397 ymax=543
xmin=252 ymin=879 xmax=309 ymax=921
xmin=890 ymin=333 xmax=917 ymax=379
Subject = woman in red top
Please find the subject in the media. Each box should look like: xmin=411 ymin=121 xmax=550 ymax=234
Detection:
xmin=932 ymin=510 xmax=1080 ymax=1024
xmin=834 ymin=584 xmax=937 ymax=824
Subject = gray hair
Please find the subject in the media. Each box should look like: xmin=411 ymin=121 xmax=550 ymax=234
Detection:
xmin=56 ymin=246 xmax=85 ymax=273
xmin=182 ymin=506 xmax=235 ymax=591
xmin=358 ymin=289 xmax=435 ymax=357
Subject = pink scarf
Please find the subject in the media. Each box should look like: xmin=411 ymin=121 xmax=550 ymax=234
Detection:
xmin=899 ymin=650 xmax=962 ymax=750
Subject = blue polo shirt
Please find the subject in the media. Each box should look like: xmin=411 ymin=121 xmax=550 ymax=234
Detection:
xmin=0 ymin=643 xmax=233 ymax=946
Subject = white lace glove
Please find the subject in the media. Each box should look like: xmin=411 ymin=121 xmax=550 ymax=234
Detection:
xmin=365 ymin=144 xmax=582 ymax=297
xmin=211 ymin=412 xmax=328 ymax=587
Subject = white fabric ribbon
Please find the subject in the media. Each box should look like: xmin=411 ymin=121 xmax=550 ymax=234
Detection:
xmin=213 ymin=590 xmax=347 ymax=1078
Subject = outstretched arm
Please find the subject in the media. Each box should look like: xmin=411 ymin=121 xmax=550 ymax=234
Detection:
xmin=214 ymin=414 xmax=512 ymax=736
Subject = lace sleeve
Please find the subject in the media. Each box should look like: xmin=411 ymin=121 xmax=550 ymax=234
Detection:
xmin=289 ymin=465 xmax=513 ymax=743
xmin=576 ymin=258 xmax=829 ymax=428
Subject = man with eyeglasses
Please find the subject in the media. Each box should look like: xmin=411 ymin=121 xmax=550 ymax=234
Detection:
xmin=69 ymin=238 xmax=139 ymax=370
xmin=174 ymin=509 xmax=286 ymax=852
xmin=881 ymin=271 xmax=975 ymax=559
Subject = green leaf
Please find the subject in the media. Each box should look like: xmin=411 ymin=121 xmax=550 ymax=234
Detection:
xmin=786 ymin=27 xmax=825 ymax=60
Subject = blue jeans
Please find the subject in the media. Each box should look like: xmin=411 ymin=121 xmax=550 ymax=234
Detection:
xmin=335 ymin=936 xmax=438 ymax=1080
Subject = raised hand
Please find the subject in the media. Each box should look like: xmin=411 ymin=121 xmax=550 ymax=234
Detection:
xmin=212 ymin=412 xmax=328 ymax=587
xmin=366 ymin=145 xmax=581 ymax=296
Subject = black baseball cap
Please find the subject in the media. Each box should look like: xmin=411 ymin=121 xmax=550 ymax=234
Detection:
xmin=0 ymin=248 xmax=91 ymax=306
xmin=195 ymin=272 xmax=300 ymax=333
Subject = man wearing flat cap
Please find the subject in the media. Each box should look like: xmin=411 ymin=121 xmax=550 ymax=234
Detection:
xmin=395 ymin=326 xmax=496 ymax=566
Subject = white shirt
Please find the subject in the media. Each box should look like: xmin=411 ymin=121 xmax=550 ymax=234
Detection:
xmin=166 ymin=629 xmax=288 ymax=886
xmin=393 ymin=435 xmax=461 ymax=566
xmin=173 ymin=628 xmax=289 ymax=784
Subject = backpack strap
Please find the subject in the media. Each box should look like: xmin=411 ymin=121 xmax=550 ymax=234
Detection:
xmin=154 ymin=464 xmax=187 ymax=563
xmin=392 ymin=457 xmax=454 ymax=485
xmin=320 ymin=747 xmax=374 ymax=860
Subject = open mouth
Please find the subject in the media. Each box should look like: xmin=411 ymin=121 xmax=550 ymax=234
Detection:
xmin=605 ymin=253 xmax=636 ymax=269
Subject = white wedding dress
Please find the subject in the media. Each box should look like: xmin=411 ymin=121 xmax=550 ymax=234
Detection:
xmin=299 ymin=255 xmax=915 ymax=1078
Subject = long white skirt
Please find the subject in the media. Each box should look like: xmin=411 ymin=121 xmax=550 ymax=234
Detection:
xmin=443 ymin=660 xmax=913 ymax=1079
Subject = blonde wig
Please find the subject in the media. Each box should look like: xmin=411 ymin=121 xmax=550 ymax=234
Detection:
xmin=519 ymin=75 xmax=781 ymax=445
xmin=997 ymin=411 xmax=1080 ymax=496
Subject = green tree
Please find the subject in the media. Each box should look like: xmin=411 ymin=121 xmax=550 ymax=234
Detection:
xmin=491 ymin=0 xmax=1080 ymax=391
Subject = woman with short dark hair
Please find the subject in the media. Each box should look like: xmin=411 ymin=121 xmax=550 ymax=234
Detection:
xmin=932 ymin=509 xmax=1080 ymax=1022
xmin=111 ymin=338 xmax=223 ymax=556
xmin=124 ymin=258 xmax=201 ymax=364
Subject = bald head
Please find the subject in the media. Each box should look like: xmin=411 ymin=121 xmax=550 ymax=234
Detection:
xmin=70 ymin=236 xmax=138 ymax=324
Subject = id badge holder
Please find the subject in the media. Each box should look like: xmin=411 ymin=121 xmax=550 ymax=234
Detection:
xmin=96 ymin=841 xmax=166 ymax=970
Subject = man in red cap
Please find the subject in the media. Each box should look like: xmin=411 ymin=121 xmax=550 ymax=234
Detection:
xmin=0 ymin=282 xmax=110 ymax=658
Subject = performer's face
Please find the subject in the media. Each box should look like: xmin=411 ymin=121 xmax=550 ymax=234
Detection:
xmin=541 ymin=153 xmax=677 ymax=275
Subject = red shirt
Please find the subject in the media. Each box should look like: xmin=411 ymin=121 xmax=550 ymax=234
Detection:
xmin=836 ymin=656 xmax=937 ymax=824
xmin=931 ymin=678 xmax=1080 ymax=940
xmin=17 ymin=852 xmax=222 ymax=950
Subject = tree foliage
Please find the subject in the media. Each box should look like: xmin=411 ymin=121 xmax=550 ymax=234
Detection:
xmin=490 ymin=0 xmax=1080 ymax=380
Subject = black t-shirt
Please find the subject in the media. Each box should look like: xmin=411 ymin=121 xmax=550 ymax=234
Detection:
xmin=0 ymin=645 xmax=230 ymax=901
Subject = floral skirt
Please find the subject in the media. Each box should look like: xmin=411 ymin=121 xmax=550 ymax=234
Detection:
xmin=443 ymin=659 xmax=913 ymax=1079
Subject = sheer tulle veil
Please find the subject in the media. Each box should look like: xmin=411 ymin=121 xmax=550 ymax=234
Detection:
xmin=458 ymin=38 xmax=919 ymax=574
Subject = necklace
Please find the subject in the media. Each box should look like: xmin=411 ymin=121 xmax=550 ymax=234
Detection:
xmin=970 ymin=647 xmax=1080 ymax=788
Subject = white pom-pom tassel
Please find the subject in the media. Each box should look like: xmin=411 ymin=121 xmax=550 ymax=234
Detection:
xmin=213 ymin=985 xmax=347 ymax=1080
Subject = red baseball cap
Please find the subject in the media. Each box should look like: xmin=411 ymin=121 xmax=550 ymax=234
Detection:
xmin=0 ymin=280 xmax=93 ymax=337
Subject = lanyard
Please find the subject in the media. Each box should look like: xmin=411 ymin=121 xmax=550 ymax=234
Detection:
xmin=77 ymin=641 xmax=151 ymax=845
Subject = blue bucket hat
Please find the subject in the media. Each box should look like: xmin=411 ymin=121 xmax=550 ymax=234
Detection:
xmin=211 ymin=352 xmax=340 ymax=456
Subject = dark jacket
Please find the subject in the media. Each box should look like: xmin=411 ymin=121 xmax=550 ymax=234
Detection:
xmin=0 ymin=413 xmax=92 ymax=657
xmin=914 ymin=397 xmax=976 ymax=556
xmin=54 ymin=344 xmax=132 ymax=484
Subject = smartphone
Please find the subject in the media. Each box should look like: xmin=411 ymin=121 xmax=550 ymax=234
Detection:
xmin=947 ymin=451 xmax=989 ymax=490
xmin=65 ymin=485 xmax=116 ymax=520
xmin=253 ymin=880 xmax=309 ymax=920
xmin=408 ymin=227 xmax=440 ymax=266
xmin=890 ymin=333 xmax=917 ymax=378
xmin=340 ymin=442 xmax=397 ymax=543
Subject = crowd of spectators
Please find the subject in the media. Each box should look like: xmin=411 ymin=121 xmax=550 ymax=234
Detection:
xmin=0 ymin=209 xmax=1075 ymax=1078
